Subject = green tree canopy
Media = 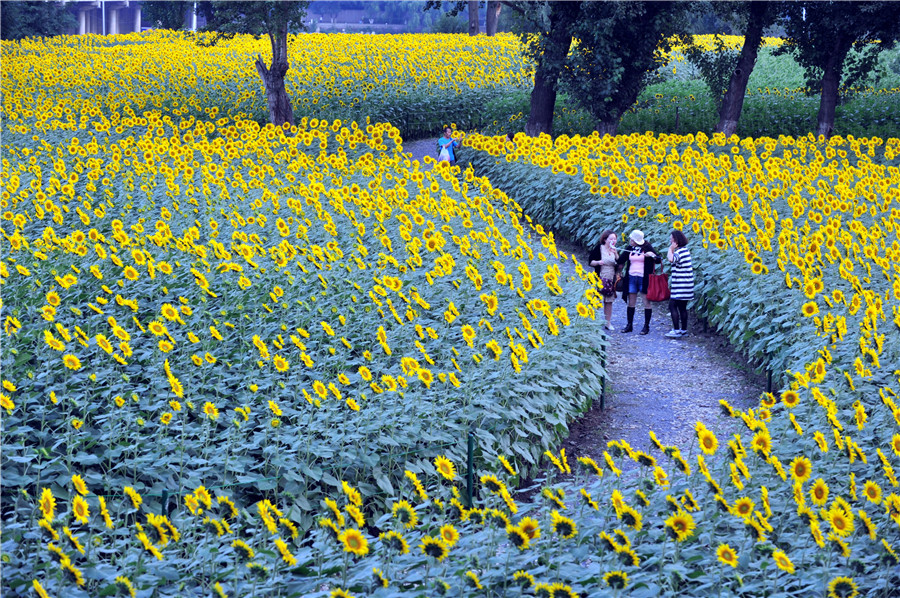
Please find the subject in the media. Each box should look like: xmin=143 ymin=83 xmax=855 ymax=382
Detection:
xmin=777 ymin=0 xmax=900 ymax=136
xmin=561 ymin=1 xmax=691 ymax=136
xmin=141 ymin=1 xmax=192 ymax=31
xmin=1 ymin=1 xmax=76 ymax=40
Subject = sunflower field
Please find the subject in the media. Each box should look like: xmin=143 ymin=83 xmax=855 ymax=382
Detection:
xmin=1 ymin=30 xmax=531 ymax=139
xmin=3 ymin=30 xmax=900 ymax=598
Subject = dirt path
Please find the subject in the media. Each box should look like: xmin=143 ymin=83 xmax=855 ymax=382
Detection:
xmin=400 ymin=137 xmax=764 ymax=469
xmin=403 ymin=138 xmax=439 ymax=164
xmin=555 ymin=236 xmax=763 ymax=471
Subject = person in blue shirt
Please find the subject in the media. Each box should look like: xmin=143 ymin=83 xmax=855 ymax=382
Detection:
xmin=437 ymin=127 xmax=461 ymax=165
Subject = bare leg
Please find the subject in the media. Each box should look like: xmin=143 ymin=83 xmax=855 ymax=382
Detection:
xmin=604 ymin=300 xmax=613 ymax=328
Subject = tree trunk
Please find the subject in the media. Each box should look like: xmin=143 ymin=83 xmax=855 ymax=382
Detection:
xmin=486 ymin=1 xmax=501 ymax=36
xmin=816 ymin=39 xmax=848 ymax=138
xmin=596 ymin=119 xmax=619 ymax=137
xmin=525 ymin=69 xmax=558 ymax=137
xmin=524 ymin=3 xmax=579 ymax=137
xmin=255 ymin=23 xmax=294 ymax=127
xmin=468 ymin=1 xmax=479 ymax=35
xmin=715 ymin=1 xmax=768 ymax=136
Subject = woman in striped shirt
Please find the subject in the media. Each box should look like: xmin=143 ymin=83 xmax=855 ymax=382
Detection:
xmin=665 ymin=229 xmax=695 ymax=338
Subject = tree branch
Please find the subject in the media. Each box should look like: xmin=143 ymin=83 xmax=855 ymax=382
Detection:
xmin=500 ymin=1 xmax=525 ymax=16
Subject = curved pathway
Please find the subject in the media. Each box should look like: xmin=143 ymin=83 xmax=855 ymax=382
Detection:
xmin=401 ymin=138 xmax=763 ymax=468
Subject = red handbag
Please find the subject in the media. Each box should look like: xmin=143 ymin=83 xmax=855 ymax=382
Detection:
xmin=646 ymin=264 xmax=670 ymax=302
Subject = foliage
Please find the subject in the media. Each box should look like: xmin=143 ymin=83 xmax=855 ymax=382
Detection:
xmin=561 ymin=1 xmax=691 ymax=132
xmin=0 ymin=0 xmax=76 ymax=40
xmin=682 ymin=34 xmax=740 ymax=112
xmin=430 ymin=13 xmax=467 ymax=34
xmin=141 ymin=1 xmax=192 ymax=31
xmin=196 ymin=1 xmax=311 ymax=40
xmin=775 ymin=1 xmax=900 ymax=95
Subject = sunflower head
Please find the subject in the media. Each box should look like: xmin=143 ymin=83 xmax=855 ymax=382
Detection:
xmin=717 ymin=543 xmax=738 ymax=567
xmin=506 ymin=525 xmax=530 ymax=550
xmin=827 ymin=576 xmax=858 ymax=598
xmin=604 ymin=570 xmax=629 ymax=590
xmin=513 ymin=570 xmax=535 ymax=588
xmin=420 ymin=536 xmax=448 ymax=561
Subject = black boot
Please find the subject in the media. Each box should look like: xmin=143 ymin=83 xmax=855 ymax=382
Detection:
xmin=621 ymin=307 xmax=635 ymax=333
xmin=640 ymin=309 xmax=652 ymax=335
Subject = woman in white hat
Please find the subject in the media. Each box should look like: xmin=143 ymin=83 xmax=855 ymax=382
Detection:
xmin=615 ymin=229 xmax=661 ymax=334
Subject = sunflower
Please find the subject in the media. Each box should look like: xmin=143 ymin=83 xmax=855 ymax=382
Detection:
xmin=123 ymin=486 xmax=142 ymax=510
xmin=619 ymin=505 xmax=643 ymax=531
xmin=731 ymin=497 xmax=755 ymax=520
xmin=827 ymin=576 xmax=858 ymax=598
xmin=439 ymin=523 xmax=459 ymax=547
xmin=506 ymin=525 xmax=530 ymax=550
xmin=551 ymin=510 xmax=577 ymax=539
xmin=330 ymin=589 xmax=354 ymax=598
xmin=827 ymin=508 xmax=854 ymax=537
xmin=772 ymin=549 xmax=795 ymax=574
xmin=70 ymin=474 xmax=88 ymax=496
xmin=62 ymin=354 xmax=82 ymax=370
xmin=810 ymin=478 xmax=830 ymax=506
xmin=371 ymin=567 xmax=388 ymax=589
xmin=39 ymin=488 xmax=56 ymax=521
xmin=338 ymin=529 xmax=368 ymax=556
xmin=801 ymin=301 xmax=819 ymax=317
xmin=71 ymin=495 xmax=90 ymax=524
xmin=790 ymin=456 xmax=812 ymax=484
xmin=513 ymin=570 xmax=535 ymax=588
xmin=420 ymin=536 xmax=448 ymax=561
xmin=273 ymin=355 xmax=289 ymax=372
xmin=464 ymin=571 xmax=482 ymax=589
xmin=665 ymin=510 xmax=696 ymax=542
xmin=550 ymin=583 xmax=578 ymax=598
xmin=716 ymin=543 xmax=738 ymax=567
xmin=434 ymin=456 xmax=456 ymax=480
xmin=863 ymin=480 xmax=882 ymax=504
xmin=379 ymin=530 xmax=409 ymax=554
xmin=391 ymin=500 xmax=418 ymax=529
xmin=604 ymin=570 xmax=629 ymax=590
xmin=781 ymin=390 xmax=801 ymax=408
xmin=751 ymin=431 xmax=772 ymax=454
xmin=518 ymin=516 xmax=541 ymax=540
xmin=697 ymin=426 xmax=718 ymax=455
xmin=202 ymin=402 xmax=219 ymax=420
xmin=480 ymin=474 xmax=504 ymax=494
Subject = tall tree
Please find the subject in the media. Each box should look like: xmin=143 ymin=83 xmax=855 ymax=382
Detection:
xmin=142 ymin=1 xmax=192 ymax=30
xmin=778 ymin=1 xmax=900 ymax=137
xmin=468 ymin=0 xmax=479 ymax=35
xmin=561 ymin=1 xmax=690 ymax=136
xmin=1 ymin=1 xmax=76 ymax=40
xmin=515 ymin=1 xmax=581 ymax=137
xmin=714 ymin=1 xmax=771 ymax=136
xmin=485 ymin=1 xmax=502 ymax=36
xmin=197 ymin=1 xmax=310 ymax=127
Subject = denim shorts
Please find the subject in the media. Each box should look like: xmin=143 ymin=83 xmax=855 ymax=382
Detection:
xmin=628 ymin=274 xmax=643 ymax=295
